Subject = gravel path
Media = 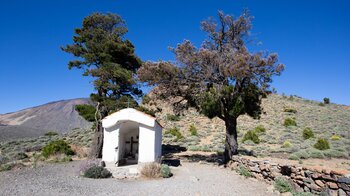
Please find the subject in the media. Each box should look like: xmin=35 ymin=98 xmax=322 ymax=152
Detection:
xmin=0 ymin=161 xmax=278 ymax=196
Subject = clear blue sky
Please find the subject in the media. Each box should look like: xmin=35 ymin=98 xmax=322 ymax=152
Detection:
xmin=0 ymin=0 xmax=349 ymax=114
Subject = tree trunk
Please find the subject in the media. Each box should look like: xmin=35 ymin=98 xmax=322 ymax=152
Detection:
xmin=223 ymin=118 xmax=238 ymax=163
xmin=90 ymin=121 xmax=104 ymax=158
xmin=90 ymin=102 xmax=107 ymax=158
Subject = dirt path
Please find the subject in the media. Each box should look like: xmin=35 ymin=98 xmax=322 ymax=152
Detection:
xmin=0 ymin=161 xmax=278 ymax=196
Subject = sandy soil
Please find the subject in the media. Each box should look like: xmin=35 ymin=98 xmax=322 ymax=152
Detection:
xmin=0 ymin=160 xmax=278 ymax=196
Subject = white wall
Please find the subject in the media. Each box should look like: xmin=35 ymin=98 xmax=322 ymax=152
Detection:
xmin=102 ymin=124 xmax=119 ymax=162
xmin=138 ymin=124 xmax=155 ymax=163
xmin=154 ymin=123 xmax=162 ymax=161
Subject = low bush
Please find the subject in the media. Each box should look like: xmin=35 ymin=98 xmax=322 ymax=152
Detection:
xmin=141 ymin=162 xmax=161 ymax=178
xmin=323 ymin=149 xmax=348 ymax=158
xmin=83 ymin=165 xmax=112 ymax=179
xmin=187 ymin=145 xmax=201 ymax=151
xmin=314 ymin=138 xmax=330 ymax=150
xmin=0 ymin=162 xmax=25 ymax=172
xmin=318 ymin=102 xmax=325 ymax=106
xmin=288 ymin=154 xmax=300 ymax=160
xmin=331 ymin=135 xmax=341 ymax=140
xmin=288 ymin=150 xmax=310 ymax=160
xmin=253 ymin=125 xmax=266 ymax=134
xmin=302 ymin=128 xmax=314 ymax=140
xmin=308 ymin=149 xmax=325 ymax=159
xmin=160 ymin=164 xmax=172 ymax=178
xmin=284 ymin=108 xmax=297 ymax=113
xmin=42 ymin=140 xmax=74 ymax=158
xmin=274 ymin=176 xmax=293 ymax=193
xmin=188 ymin=124 xmax=198 ymax=136
xmin=284 ymin=118 xmax=297 ymax=127
xmin=165 ymin=127 xmax=183 ymax=141
xmin=323 ymin=97 xmax=330 ymax=104
xmin=281 ymin=140 xmax=292 ymax=148
xmin=50 ymin=154 xmax=72 ymax=163
xmin=166 ymin=114 xmax=180 ymax=121
xmin=45 ymin=131 xmax=58 ymax=136
xmin=236 ymin=164 xmax=252 ymax=178
xmin=242 ymin=130 xmax=260 ymax=144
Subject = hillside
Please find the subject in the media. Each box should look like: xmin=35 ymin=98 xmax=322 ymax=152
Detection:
xmin=0 ymin=98 xmax=93 ymax=141
xmin=0 ymin=94 xmax=349 ymax=170
xmin=146 ymin=94 xmax=350 ymax=160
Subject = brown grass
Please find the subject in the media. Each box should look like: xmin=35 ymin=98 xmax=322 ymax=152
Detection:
xmin=140 ymin=162 xmax=161 ymax=178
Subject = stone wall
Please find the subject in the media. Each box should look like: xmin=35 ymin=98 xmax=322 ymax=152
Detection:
xmin=228 ymin=156 xmax=350 ymax=195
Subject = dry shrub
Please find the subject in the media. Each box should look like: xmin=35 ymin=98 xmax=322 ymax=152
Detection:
xmin=141 ymin=162 xmax=161 ymax=178
xmin=70 ymin=144 xmax=89 ymax=158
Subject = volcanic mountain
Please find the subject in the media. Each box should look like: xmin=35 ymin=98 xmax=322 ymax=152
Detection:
xmin=0 ymin=98 xmax=93 ymax=141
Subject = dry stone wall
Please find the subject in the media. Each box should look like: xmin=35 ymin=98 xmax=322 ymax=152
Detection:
xmin=228 ymin=156 xmax=350 ymax=195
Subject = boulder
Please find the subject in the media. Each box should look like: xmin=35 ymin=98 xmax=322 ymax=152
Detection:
xmin=339 ymin=183 xmax=350 ymax=191
xmin=315 ymin=180 xmax=324 ymax=187
xmin=338 ymin=177 xmax=350 ymax=184
xmin=338 ymin=189 xmax=347 ymax=196
xmin=327 ymin=182 xmax=338 ymax=189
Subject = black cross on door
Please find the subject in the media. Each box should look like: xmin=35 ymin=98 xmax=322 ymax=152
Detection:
xmin=125 ymin=136 xmax=138 ymax=154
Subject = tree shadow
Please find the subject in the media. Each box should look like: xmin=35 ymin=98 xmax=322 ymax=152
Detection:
xmin=161 ymin=144 xmax=224 ymax=166
xmin=161 ymin=144 xmax=186 ymax=167
xmin=177 ymin=153 xmax=224 ymax=165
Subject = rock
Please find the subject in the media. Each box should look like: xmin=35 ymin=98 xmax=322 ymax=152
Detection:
xmin=304 ymin=170 xmax=313 ymax=178
xmin=262 ymin=171 xmax=268 ymax=177
xmin=309 ymin=183 xmax=322 ymax=192
xmin=338 ymin=189 xmax=347 ymax=196
xmin=291 ymin=173 xmax=296 ymax=178
xmin=322 ymin=188 xmax=338 ymax=196
xmin=322 ymin=174 xmax=335 ymax=181
xmin=271 ymin=166 xmax=280 ymax=173
xmin=294 ymin=175 xmax=305 ymax=181
xmin=253 ymin=173 xmax=264 ymax=180
xmin=311 ymin=173 xmax=322 ymax=179
xmin=303 ymin=178 xmax=313 ymax=184
xmin=339 ymin=183 xmax=350 ymax=191
xmin=295 ymin=180 xmax=304 ymax=185
xmin=263 ymin=160 xmax=270 ymax=164
xmin=315 ymin=180 xmax=325 ymax=187
xmin=271 ymin=172 xmax=282 ymax=178
xmin=260 ymin=164 xmax=270 ymax=172
xmin=327 ymin=182 xmax=338 ymax=189
xmin=304 ymin=186 xmax=310 ymax=192
xmin=322 ymin=169 xmax=331 ymax=175
xmin=250 ymin=165 xmax=261 ymax=173
xmin=338 ymin=177 xmax=350 ymax=184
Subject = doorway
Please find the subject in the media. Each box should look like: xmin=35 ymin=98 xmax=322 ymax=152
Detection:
xmin=118 ymin=121 xmax=139 ymax=166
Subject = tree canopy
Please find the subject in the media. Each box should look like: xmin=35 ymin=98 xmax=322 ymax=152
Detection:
xmin=138 ymin=10 xmax=284 ymax=162
xmin=62 ymin=13 xmax=142 ymax=116
xmin=62 ymin=13 xmax=143 ymax=157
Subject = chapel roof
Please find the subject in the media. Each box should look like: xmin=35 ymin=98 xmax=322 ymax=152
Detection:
xmin=102 ymin=108 xmax=162 ymax=128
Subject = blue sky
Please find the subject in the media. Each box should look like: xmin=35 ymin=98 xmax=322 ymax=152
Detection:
xmin=0 ymin=0 xmax=349 ymax=114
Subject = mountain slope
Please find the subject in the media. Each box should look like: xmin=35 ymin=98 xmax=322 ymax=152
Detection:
xmin=0 ymin=98 xmax=93 ymax=141
xmin=145 ymin=94 xmax=350 ymax=159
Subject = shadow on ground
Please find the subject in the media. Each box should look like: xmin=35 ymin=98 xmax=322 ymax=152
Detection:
xmin=161 ymin=144 xmax=226 ymax=166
